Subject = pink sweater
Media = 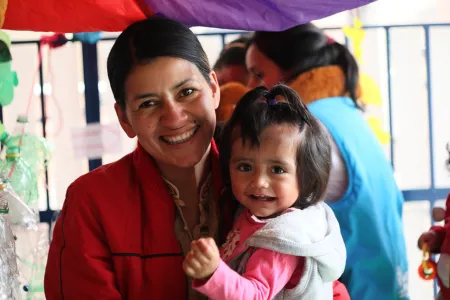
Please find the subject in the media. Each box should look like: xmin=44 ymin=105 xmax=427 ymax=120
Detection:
xmin=193 ymin=210 xmax=303 ymax=300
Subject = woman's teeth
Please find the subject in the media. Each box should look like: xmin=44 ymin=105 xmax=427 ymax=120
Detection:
xmin=162 ymin=127 xmax=197 ymax=144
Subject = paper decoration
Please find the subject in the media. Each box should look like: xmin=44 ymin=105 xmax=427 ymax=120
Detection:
xmin=359 ymin=73 xmax=382 ymax=106
xmin=71 ymin=123 xmax=122 ymax=159
xmin=343 ymin=15 xmax=391 ymax=146
xmin=343 ymin=16 xmax=365 ymax=64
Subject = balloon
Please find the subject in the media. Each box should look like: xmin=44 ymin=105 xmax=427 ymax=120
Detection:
xmin=73 ymin=32 xmax=103 ymax=44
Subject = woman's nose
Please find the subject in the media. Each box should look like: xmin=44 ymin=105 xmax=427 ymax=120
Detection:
xmin=160 ymin=102 xmax=189 ymax=127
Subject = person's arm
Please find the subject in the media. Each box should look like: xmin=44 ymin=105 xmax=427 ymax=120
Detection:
xmin=44 ymin=184 xmax=121 ymax=299
xmin=185 ymin=238 xmax=300 ymax=300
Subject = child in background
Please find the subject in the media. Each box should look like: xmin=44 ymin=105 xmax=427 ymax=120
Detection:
xmin=183 ymin=85 xmax=347 ymax=299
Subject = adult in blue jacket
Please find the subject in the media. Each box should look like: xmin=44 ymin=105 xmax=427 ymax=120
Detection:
xmin=245 ymin=23 xmax=409 ymax=300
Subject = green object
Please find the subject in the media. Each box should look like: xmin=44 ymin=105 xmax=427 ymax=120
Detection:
xmin=0 ymin=61 xmax=18 ymax=106
xmin=0 ymin=151 xmax=38 ymax=206
xmin=0 ymin=119 xmax=51 ymax=206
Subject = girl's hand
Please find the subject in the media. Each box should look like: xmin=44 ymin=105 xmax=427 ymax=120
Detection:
xmin=183 ymin=237 xmax=220 ymax=279
xmin=418 ymin=230 xmax=439 ymax=252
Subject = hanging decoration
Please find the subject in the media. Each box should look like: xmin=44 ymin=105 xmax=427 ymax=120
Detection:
xmin=343 ymin=16 xmax=391 ymax=146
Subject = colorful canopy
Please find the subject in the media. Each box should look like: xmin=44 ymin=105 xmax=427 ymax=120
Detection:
xmin=3 ymin=0 xmax=375 ymax=33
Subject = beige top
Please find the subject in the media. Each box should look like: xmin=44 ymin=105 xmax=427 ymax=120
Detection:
xmin=162 ymin=174 xmax=219 ymax=300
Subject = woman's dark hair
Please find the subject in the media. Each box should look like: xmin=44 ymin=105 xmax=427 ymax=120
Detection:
xmin=213 ymin=35 xmax=251 ymax=71
xmin=107 ymin=17 xmax=211 ymax=109
xmin=219 ymin=84 xmax=331 ymax=210
xmin=250 ymin=23 xmax=361 ymax=109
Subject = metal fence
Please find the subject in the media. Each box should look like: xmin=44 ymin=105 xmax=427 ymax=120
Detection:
xmin=2 ymin=23 xmax=450 ymax=231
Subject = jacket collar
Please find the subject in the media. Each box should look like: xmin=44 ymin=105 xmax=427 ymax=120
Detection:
xmin=289 ymin=65 xmax=361 ymax=105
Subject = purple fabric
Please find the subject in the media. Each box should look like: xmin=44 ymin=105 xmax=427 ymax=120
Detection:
xmin=144 ymin=0 xmax=376 ymax=31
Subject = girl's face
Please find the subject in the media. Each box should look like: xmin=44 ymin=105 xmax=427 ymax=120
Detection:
xmin=115 ymin=57 xmax=220 ymax=169
xmin=229 ymin=124 xmax=300 ymax=218
xmin=215 ymin=65 xmax=249 ymax=86
xmin=246 ymin=44 xmax=286 ymax=89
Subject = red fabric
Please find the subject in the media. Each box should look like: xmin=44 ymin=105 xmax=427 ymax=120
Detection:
xmin=44 ymin=141 xmax=232 ymax=299
xmin=3 ymin=0 xmax=147 ymax=32
xmin=333 ymin=280 xmax=351 ymax=300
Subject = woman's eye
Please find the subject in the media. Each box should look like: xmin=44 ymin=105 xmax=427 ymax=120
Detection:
xmin=237 ymin=164 xmax=252 ymax=172
xmin=271 ymin=166 xmax=285 ymax=174
xmin=139 ymin=100 xmax=156 ymax=109
xmin=180 ymin=88 xmax=194 ymax=97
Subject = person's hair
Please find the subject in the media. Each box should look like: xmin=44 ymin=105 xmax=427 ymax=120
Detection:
xmin=107 ymin=17 xmax=211 ymax=110
xmin=213 ymin=35 xmax=251 ymax=71
xmin=250 ymin=23 xmax=361 ymax=109
xmin=219 ymin=84 xmax=331 ymax=210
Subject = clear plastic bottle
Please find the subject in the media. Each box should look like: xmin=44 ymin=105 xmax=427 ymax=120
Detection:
xmin=0 ymin=181 xmax=21 ymax=300
xmin=0 ymin=149 xmax=38 ymax=207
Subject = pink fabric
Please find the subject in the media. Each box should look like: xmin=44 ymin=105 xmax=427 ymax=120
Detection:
xmin=333 ymin=281 xmax=351 ymax=300
xmin=193 ymin=210 xmax=302 ymax=300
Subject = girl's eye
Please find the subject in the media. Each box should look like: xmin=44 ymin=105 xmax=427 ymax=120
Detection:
xmin=271 ymin=166 xmax=286 ymax=174
xmin=139 ymin=100 xmax=156 ymax=109
xmin=237 ymin=164 xmax=252 ymax=172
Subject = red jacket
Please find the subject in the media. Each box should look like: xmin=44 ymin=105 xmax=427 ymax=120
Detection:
xmin=44 ymin=141 xmax=233 ymax=299
xmin=45 ymin=140 xmax=349 ymax=299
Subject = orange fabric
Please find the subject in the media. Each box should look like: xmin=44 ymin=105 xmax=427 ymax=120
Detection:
xmin=216 ymin=81 xmax=250 ymax=122
xmin=0 ymin=0 xmax=7 ymax=28
xmin=289 ymin=65 xmax=362 ymax=105
xmin=3 ymin=0 xmax=148 ymax=32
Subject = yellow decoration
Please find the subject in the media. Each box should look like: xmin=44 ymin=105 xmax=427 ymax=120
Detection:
xmin=0 ymin=0 xmax=7 ymax=28
xmin=359 ymin=72 xmax=382 ymax=106
xmin=342 ymin=15 xmax=390 ymax=146
xmin=343 ymin=16 xmax=365 ymax=64
xmin=367 ymin=116 xmax=391 ymax=145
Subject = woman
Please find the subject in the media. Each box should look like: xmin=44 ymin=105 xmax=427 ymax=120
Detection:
xmin=44 ymin=17 xmax=234 ymax=299
xmin=245 ymin=23 xmax=409 ymax=300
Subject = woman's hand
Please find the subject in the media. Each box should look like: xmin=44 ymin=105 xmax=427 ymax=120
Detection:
xmin=183 ymin=237 xmax=220 ymax=279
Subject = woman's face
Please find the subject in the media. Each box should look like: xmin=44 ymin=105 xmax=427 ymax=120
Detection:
xmin=115 ymin=57 xmax=220 ymax=169
xmin=246 ymin=44 xmax=285 ymax=89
